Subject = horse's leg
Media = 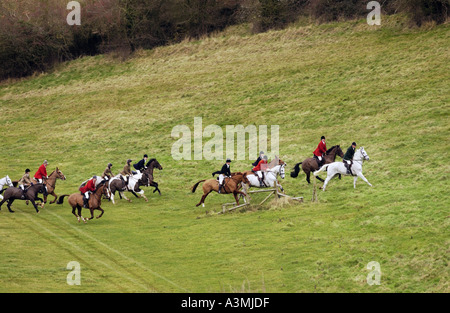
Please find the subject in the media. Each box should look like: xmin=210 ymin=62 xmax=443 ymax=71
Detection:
xmin=353 ymin=176 xmax=358 ymax=189
xmin=49 ymin=191 xmax=58 ymax=204
xmin=96 ymin=207 xmax=104 ymax=219
xmin=315 ymin=176 xmax=325 ymax=182
xmin=30 ymin=200 xmax=40 ymax=213
xmin=196 ymin=192 xmax=211 ymax=207
xmin=233 ymin=191 xmax=240 ymax=205
xmin=78 ymin=206 xmax=86 ymax=223
xmin=7 ymin=199 xmax=15 ymax=213
xmin=0 ymin=198 xmax=6 ymax=211
xmin=130 ymin=190 xmax=140 ymax=198
xmin=87 ymin=208 xmax=94 ymax=221
xmin=357 ymin=172 xmax=372 ymax=188
xmin=72 ymin=207 xmax=80 ymax=223
xmin=322 ymin=175 xmax=332 ymax=191
xmin=121 ymin=192 xmax=131 ymax=202
xmin=139 ymin=191 xmax=148 ymax=202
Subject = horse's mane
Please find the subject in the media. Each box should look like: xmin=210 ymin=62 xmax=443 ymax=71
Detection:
xmin=326 ymin=145 xmax=337 ymax=154
xmin=146 ymin=158 xmax=157 ymax=166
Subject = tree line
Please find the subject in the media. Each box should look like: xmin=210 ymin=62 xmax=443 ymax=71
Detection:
xmin=0 ymin=0 xmax=448 ymax=80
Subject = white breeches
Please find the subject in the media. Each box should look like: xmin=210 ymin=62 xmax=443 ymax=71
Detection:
xmin=84 ymin=192 xmax=90 ymax=199
xmin=219 ymin=174 xmax=225 ymax=185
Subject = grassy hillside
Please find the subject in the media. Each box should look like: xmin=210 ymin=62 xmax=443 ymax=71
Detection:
xmin=0 ymin=16 xmax=448 ymax=293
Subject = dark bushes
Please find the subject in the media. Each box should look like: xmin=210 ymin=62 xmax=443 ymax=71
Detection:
xmin=0 ymin=0 xmax=448 ymax=80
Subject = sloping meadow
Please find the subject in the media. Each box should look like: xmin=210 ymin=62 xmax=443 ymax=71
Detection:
xmin=0 ymin=17 xmax=448 ymax=292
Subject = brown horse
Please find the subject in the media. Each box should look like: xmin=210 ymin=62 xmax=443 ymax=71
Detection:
xmin=32 ymin=167 xmax=66 ymax=204
xmin=191 ymin=172 xmax=249 ymax=207
xmin=290 ymin=145 xmax=344 ymax=184
xmin=0 ymin=184 xmax=48 ymax=213
xmin=142 ymin=158 xmax=163 ymax=195
xmin=57 ymin=181 xmax=108 ymax=223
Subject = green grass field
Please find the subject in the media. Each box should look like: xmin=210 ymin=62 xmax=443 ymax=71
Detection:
xmin=0 ymin=16 xmax=448 ymax=293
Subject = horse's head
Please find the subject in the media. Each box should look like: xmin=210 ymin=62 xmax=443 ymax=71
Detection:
xmin=54 ymin=167 xmax=66 ymax=180
xmin=336 ymin=145 xmax=344 ymax=158
xmin=360 ymin=147 xmax=370 ymax=161
xmin=95 ymin=181 xmax=110 ymax=198
xmin=280 ymin=163 xmax=286 ymax=179
xmin=5 ymin=175 xmax=13 ymax=187
xmin=146 ymin=159 xmax=163 ymax=170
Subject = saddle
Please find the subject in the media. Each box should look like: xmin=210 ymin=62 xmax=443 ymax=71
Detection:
xmin=314 ymin=156 xmax=324 ymax=168
xmin=343 ymin=160 xmax=354 ymax=176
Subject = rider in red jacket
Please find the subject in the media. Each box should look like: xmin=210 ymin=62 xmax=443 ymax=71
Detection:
xmin=313 ymin=136 xmax=327 ymax=166
xmin=34 ymin=160 xmax=48 ymax=183
xmin=79 ymin=176 xmax=97 ymax=208
xmin=252 ymin=156 xmax=268 ymax=187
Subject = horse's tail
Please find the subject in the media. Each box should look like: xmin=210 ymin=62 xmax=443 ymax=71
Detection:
xmin=314 ymin=164 xmax=329 ymax=176
xmin=56 ymin=195 xmax=70 ymax=205
xmin=0 ymin=188 xmax=6 ymax=195
xmin=191 ymin=180 xmax=206 ymax=193
xmin=290 ymin=162 xmax=302 ymax=178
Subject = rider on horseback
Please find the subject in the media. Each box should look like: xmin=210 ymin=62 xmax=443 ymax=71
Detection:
xmin=252 ymin=151 xmax=265 ymax=167
xmin=343 ymin=142 xmax=357 ymax=175
xmin=34 ymin=160 xmax=48 ymax=183
xmin=313 ymin=136 xmax=327 ymax=167
xmin=212 ymin=158 xmax=231 ymax=194
xmin=133 ymin=154 xmax=148 ymax=173
xmin=102 ymin=163 xmax=114 ymax=181
xmin=252 ymin=155 xmax=268 ymax=187
xmin=18 ymin=169 xmax=33 ymax=199
xmin=120 ymin=159 xmax=133 ymax=187
xmin=80 ymin=176 xmax=97 ymax=208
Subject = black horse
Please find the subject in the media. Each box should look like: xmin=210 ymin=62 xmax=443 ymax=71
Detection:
xmin=0 ymin=184 xmax=48 ymax=213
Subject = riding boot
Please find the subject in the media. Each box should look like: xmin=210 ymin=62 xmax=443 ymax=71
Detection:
xmin=218 ymin=184 xmax=223 ymax=194
xmin=21 ymin=189 xmax=26 ymax=200
xmin=83 ymin=196 xmax=89 ymax=209
xmin=258 ymin=177 xmax=264 ymax=187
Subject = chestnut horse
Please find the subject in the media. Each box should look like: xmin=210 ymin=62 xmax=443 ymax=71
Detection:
xmin=191 ymin=172 xmax=249 ymax=208
xmin=31 ymin=168 xmax=66 ymax=204
xmin=290 ymin=145 xmax=344 ymax=184
xmin=57 ymin=181 xmax=108 ymax=223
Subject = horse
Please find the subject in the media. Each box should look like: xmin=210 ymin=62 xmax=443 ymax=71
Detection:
xmin=313 ymin=147 xmax=372 ymax=191
xmin=141 ymin=158 xmax=163 ymax=195
xmin=191 ymin=172 xmax=249 ymax=208
xmin=0 ymin=184 xmax=48 ymax=213
xmin=243 ymin=159 xmax=287 ymax=191
xmin=57 ymin=181 xmax=109 ymax=223
xmin=0 ymin=176 xmax=14 ymax=201
xmin=32 ymin=167 xmax=66 ymax=204
xmin=108 ymin=158 xmax=163 ymax=204
xmin=290 ymin=145 xmax=344 ymax=184
xmin=108 ymin=172 xmax=151 ymax=204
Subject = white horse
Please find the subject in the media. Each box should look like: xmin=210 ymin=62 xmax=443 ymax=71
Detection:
xmin=108 ymin=173 xmax=149 ymax=204
xmin=314 ymin=147 xmax=372 ymax=191
xmin=0 ymin=176 xmax=14 ymax=201
xmin=245 ymin=163 xmax=286 ymax=191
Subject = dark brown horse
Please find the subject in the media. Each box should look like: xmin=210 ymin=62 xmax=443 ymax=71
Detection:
xmin=191 ymin=172 xmax=249 ymax=208
xmin=141 ymin=158 xmax=163 ymax=195
xmin=290 ymin=145 xmax=344 ymax=184
xmin=57 ymin=181 xmax=108 ymax=223
xmin=0 ymin=184 xmax=48 ymax=213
